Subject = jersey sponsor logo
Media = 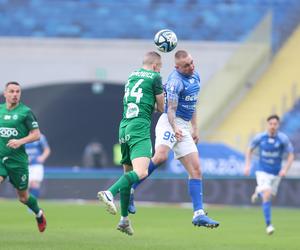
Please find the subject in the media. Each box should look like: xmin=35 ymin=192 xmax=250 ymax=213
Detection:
xmin=12 ymin=115 xmax=18 ymax=120
xmin=119 ymin=134 xmax=131 ymax=144
xmin=261 ymin=150 xmax=280 ymax=158
xmin=184 ymin=95 xmax=198 ymax=101
xmin=274 ymin=142 xmax=280 ymax=148
xmin=21 ymin=174 xmax=27 ymax=182
xmin=0 ymin=127 xmax=18 ymax=137
xmin=3 ymin=115 xmax=11 ymax=120
xmin=126 ymin=103 xmax=140 ymax=119
xmin=268 ymin=138 xmax=275 ymax=144
xmin=181 ymin=104 xmax=196 ymax=110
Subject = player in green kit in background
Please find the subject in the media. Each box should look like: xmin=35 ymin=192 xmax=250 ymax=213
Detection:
xmin=98 ymin=51 xmax=164 ymax=235
xmin=0 ymin=82 xmax=47 ymax=232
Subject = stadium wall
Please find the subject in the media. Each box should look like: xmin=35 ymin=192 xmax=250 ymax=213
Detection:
xmin=0 ymin=37 xmax=238 ymax=91
xmin=1 ymin=177 xmax=299 ymax=207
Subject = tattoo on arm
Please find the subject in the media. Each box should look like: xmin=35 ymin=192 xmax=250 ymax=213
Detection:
xmin=167 ymin=98 xmax=178 ymax=131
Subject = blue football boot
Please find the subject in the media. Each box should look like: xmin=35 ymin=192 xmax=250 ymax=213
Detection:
xmin=192 ymin=213 xmax=220 ymax=228
xmin=127 ymin=192 xmax=136 ymax=214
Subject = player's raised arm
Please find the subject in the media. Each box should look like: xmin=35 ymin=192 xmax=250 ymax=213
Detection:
xmin=155 ymin=93 xmax=164 ymax=112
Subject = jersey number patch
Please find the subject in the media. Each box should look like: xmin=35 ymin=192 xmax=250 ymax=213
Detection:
xmin=125 ymin=79 xmax=144 ymax=118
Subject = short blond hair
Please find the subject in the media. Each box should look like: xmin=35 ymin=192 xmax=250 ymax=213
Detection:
xmin=175 ymin=50 xmax=188 ymax=60
xmin=143 ymin=51 xmax=161 ymax=66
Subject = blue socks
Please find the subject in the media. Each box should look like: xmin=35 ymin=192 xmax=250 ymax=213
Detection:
xmin=188 ymin=179 xmax=203 ymax=211
xmin=30 ymin=188 xmax=40 ymax=198
xmin=132 ymin=160 xmax=158 ymax=190
xmin=262 ymin=201 xmax=272 ymax=226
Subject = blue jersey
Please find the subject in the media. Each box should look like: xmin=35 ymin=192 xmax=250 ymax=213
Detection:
xmin=164 ymin=69 xmax=201 ymax=121
xmin=25 ymin=134 xmax=49 ymax=165
xmin=250 ymin=131 xmax=294 ymax=175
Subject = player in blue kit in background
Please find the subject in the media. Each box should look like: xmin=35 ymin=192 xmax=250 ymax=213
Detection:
xmin=128 ymin=50 xmax=219 ymax=228
xmin=25 ymin=133 xmax=51 ymax=198
xmin=244 ymin=114 xmax=294 ymax=235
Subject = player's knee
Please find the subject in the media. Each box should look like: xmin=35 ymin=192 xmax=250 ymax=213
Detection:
xmin=262 ymin=190 xmax=272 ymax=201
xmin=189 ymin=167 xmax=202 ymax=179
xmin=30 ymin=181 xmax=41 ymax=189
xmin=18 ymin=195 xmax=28 ymax=204
xmin=139 ymin=170 xmax=148 ymax=180
xmin=153 ymin=152 xmax=168 ymax=165
xmin=133 ymin=168 xmax=148 ymax=180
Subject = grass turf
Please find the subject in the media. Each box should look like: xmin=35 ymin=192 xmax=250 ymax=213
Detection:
xmin=1 ymin=199 xmax=299 ymax=250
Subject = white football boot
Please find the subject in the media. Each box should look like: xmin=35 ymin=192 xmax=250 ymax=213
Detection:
xmin=266 ymin=224 xmax=275 ymax=235
xmin=97 ymin=190 xmax=117 ymax=215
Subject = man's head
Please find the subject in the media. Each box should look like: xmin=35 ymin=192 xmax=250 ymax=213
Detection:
xmin=266 ymin=114 xmax=280 ymax=136
xmin=4 ymin=81 xmax=21 ymax=106
xmin=142 ymin=51 xmax=162 ymax=72
xmin=175 ymin=50 xmax=194 ymax=76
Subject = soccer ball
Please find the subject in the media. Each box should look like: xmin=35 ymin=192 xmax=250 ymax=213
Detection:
xmin=154 ymin=29 xmax=177 ymax=53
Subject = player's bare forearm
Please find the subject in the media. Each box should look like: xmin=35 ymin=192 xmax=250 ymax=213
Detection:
xmin=155 ymin=93 xmax=165 ymax=112
xmin=280 ymin=153 xmax=295 ymax=177
xmin=24 ymin=129 xmax=41 ymax=143
xmin=191 ymin=112 xmax=199 ymax=143
xmin=167 ymin=98 xmax=183 ymax=141
xmin=191 ymin=109 xmax=198 ymax=129
xmin=7 ymin=129 xmax=40 ymax=149
xmin=244 ymin=148 xmax=253 ymax=176
xmin=167 ymin=98 xmax=177 ymax=131
xmin=38 ymin=147 xmax=51 ymax=163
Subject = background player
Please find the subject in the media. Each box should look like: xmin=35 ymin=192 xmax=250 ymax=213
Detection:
xmin=0 ymin=81 xmax=47 ymax=232
xmin=26 ymin=133 xmax=51 ymax=198
xmin=97 ymin=51 xmax=164 ymax=235
xmin=128 ymin=50 xmax=219 ymax=228
xmin=244 ymin=114 xmax=294 ymax=235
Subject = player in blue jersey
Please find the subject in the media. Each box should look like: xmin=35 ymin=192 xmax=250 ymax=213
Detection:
xmin=25 ymin=133 xmax=51 ymax=198
xmin=244 ymin=114 xmax=294 ymax=235
xmin=128 ymin=50 xmax=219 ymax=228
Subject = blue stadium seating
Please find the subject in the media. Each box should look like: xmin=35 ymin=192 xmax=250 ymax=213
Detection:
xmin=0 ymin=0 xmax=299 ymax=51
xmin=281 ymin=98 xmax=300 ymax=156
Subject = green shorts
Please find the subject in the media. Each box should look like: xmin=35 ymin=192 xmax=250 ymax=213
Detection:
xmin=0 ymin=157 xmax=29 ymax=191
xmin=119 ymin=118 xmax=152 ymax=166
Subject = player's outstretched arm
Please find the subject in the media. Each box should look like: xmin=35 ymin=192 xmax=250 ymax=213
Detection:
xmin=244 ymin=147 xmax=253 ymax=176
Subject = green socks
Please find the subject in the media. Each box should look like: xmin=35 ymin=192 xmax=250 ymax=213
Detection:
xmin=25 ymin=194 xmax=40 ymax=214
xmin=109 ymin=171 xmax=139 ymax=196
xmin=120 ymin=186 xmax=131 ymax=217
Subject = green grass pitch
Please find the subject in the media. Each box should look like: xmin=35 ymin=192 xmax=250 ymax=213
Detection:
xmin=1 ymin=199 xmax=299 ymax=250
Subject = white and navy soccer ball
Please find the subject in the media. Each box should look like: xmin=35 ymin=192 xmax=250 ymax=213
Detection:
xmin=154 ymin=29 xmax=177 ymax=53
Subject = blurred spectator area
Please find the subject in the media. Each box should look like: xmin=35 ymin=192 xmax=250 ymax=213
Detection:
xmin=0 ymin=0 xmax=300 ymax=51
xmin=281 ymin=98 xmax=300 ymax=159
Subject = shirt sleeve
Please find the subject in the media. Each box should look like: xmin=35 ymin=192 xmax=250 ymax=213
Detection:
xmin=165 ymin=77 xmax=184 ymax=103
xmin=249 ymin=133 xmax=262 ymax=150
xmin=153 ymin=75 xmax=163 ymax=95
xmin=25 ymin=110 xmax=39 ymax=130
xmin=280 ymin=133 xmax=294 ymax=153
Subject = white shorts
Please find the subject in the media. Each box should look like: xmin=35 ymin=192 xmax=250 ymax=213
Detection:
xmin=255 ymin=171 xmax=281 ymax=196
xmin=29 ymin=164 xmax=44 ymax=182
xmin=155 ymin=113 xmax=198 ymax=159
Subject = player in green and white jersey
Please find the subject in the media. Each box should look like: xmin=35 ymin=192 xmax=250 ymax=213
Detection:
xmin=0 ymin=82 xmax=47 ymax=233
xmin=98 ymin=51 xmax=164 ymax=235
